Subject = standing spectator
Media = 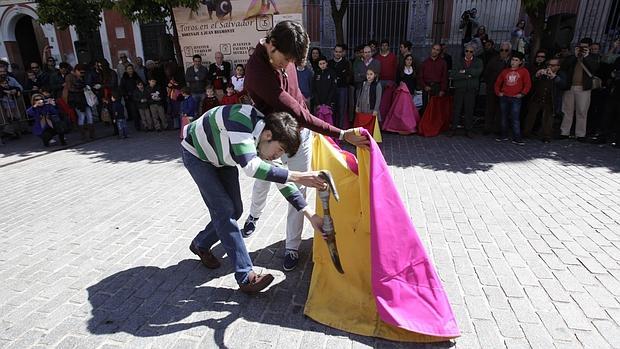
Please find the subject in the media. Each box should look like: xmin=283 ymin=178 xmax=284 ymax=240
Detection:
xmin=397 ymin=54 xmax=417 ymax=95
xmin=528 ymin=50 xmax=547 ymax=77
xmin=120 ymin=64 xmax=144 ymax=130
xmin=459 ymin=10 xmax=479 ymax=49
xmin=208 ymin=51 xmax=232 ymax=99
xmin=604 ymin=38 xmax=620 ymax=64
xmin=418 ymin=44 xmax=448 ymax=111
xmin=11 ymin=63 xmax=26 ymax=86
xmin=231 ymin=64 xmax=245 ymax=93
xmin=353 ymin=46 xmax=381 ymax=94
xmin=44 ymin=57 xmax=58 ymax=75
xmin=376 ymin=39 xmax=397 ymax=88
xmin=479 ymin=39 xmax=498 ymax=67
xmin=398 ymin=40 xmax=413 ymax=69
xmin=356 ymin=69 xmax=383 ymax=122
xmin=440 ymin=44 xmax=453 ymax=71
xmin=185 ymin=54 xmax=208 ymax=115
xmin=309 ymin=47 xmax=323 ymax=72
xmin=146 ymin=77 xmax=167 ymax=132
xmin=368 ymin=40 xmax=379 ymax=57
xmin=111 ymin=92 xmax=128 ymax=139
xmin=559 ymin=39 xmax=600 ymax=140
xmin=134 ymin=57 xmax=147 ymax=83
xmin=48 ymin=62 xmax=71 ymax=99
xmin=494 ymin=51 xmax=531 ymax=145
xmin=64 ymin=64 xmax=94 ymax=139
xmin=133 ymin=80 xmax=153 ymax=131
xmin=24 ymin=70 xmax=44 ymax=95
xmin=523 ymin=58 xmax=565 ymax=143
xmin=116 ymin=53 xmax=131 ymax=82
xmin=27 ymin=93 xmax=66 ymax=146
xmin=312 ymin=57 xmax=336 ymax=112
xmin=328 ymin=44 xmax=352 ymax=128
xmin=483 ymin=42 xmax=512 ymax=134
xmin=296 ymin=60 xmax=313 ymax=107
xmin=201 ymin=85 xmax=220 ymax=113
xmin=511 ymin=20 xmax=528 ymax=54
xmin=474 ymin=26 xmax=489 ymax=43
xmin=179 ymin=86 xmax=197 ymax=138
xmin=450 ymin=44 xmax=483 ymax=137
xmin=587 ymin=42 xmax=607 ymax=141
xmin=166 ymin=61 xmax=185 ymax=128
xmin=221 ymin=84 xmax=240 ymax=105
xmin=28 ymin=62 xmax=49 ymax=90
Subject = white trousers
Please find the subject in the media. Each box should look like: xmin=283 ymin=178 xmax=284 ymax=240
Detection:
xmin=561 ymin=86 xmax=591 ymax=138
xmin=249 ymin=128 xmax=312 ymax=251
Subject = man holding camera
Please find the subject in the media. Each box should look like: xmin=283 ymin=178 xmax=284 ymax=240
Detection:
xmin=523 ymin=58 xmax=565 ymax=143
xmin=559 ymin=38 xmax=600 ymax=141
xmin=459 ymin=9 xmax=479 ymax=49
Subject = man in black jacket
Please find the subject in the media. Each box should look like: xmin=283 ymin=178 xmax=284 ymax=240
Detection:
xmin=482 ymin=41 xmax=511 ymax=135
xmin=559 ymin=38 xmax=600 ymax=140
xmin=328 ymin=44 xmax=352 ymax=128
xmin=208 ymin=51 xmax=232 ymax=100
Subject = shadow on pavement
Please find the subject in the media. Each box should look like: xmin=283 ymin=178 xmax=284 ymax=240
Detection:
xmin=86 ymin=239 xmax=454 ymax=349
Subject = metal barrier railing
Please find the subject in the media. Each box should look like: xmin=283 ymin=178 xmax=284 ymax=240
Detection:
xmin=0 ymin=92 xmax=29 ymax=136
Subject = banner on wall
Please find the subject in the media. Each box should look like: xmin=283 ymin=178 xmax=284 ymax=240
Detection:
xmin=173 ymin=0 xmax=303 ymax=68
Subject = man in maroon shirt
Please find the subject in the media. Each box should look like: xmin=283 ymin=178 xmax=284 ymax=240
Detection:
xmin=418 ymin=44 xmax=448 ymax=112
xmin=241 ymin=20 xmax=369 ymax=271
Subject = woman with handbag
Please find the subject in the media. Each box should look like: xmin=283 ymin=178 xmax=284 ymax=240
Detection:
xmin=27 ymin=93 xmax=66 ymax=147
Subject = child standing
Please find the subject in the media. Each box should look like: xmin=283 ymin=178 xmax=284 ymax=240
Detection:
xmin=180 ymin=87 xmax=197 ymax=139
xmin=312 ymin=57 xmax=336 ymax=112
xmin=494 ymin=51 xmax=531 ymax=145
xmin=111 ymin=93 xmax=128 ymax=139
xmin=134 ymin=81 xmax=153 ymax=131
xmin=221 ymin=84 xmax=240 ymax=105
xmin=355 ymin=69 xmax=383 ymax=141
xmin=231 ymin=64 xmax=245 ymax=93
xmin=146 ymin=77 xmax=167 ymax=132
xmin=201 ymin=85 xmax=220 ymax=113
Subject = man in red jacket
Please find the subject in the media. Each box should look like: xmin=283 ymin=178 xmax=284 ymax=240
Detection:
xmin=240 ymin=20 xmax=369 ymax=272
xmin=494 ymin=51 xmax=531 ymax=145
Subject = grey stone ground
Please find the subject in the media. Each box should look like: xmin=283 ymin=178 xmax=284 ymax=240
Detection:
xmin=0 ymin=129 xmax=619 ymax=348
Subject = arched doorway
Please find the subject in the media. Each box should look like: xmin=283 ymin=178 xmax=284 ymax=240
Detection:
xmin=15 ymin=16 xmax=42 ymax=69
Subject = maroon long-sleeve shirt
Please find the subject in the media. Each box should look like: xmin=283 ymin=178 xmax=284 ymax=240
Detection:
xmin=245 ymin=43 xmax=341 ymax=138
xmin=417 ymin=57 xmax=448 ymax=93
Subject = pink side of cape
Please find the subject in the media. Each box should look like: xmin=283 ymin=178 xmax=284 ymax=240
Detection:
xmin=381 ymin=83 xmax=420 ymax=134
xmin=363 ymin=129 xmax=460 ymax=337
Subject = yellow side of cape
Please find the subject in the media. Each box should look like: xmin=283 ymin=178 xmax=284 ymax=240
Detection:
xmin=304 ymin=134 xmax=448 ymax=342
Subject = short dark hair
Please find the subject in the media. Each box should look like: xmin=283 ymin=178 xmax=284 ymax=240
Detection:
xmin=368 ymin=40 xmax=378 ymax=47
xmin=512 ymin=51 xmax=525 ymax=61
xmin=536 ymin=49 xmax=547 ymax=56
xmin=265 ymin=20 xmax=309 ymax=65
xmin=263 ymin=112 xmax=300 ymax=156
xmin=400 ymin=40 xmax=413 ymax=50
xmin=59 ymin=62 xmax=72 ymax=70
xmin=181 ymin=86 xmax=191 ymax=95
xmin=192 ymin=54 xmax=202 ymax=61
xmin=74 ymin=64 xmax=87 ymax=72
xmin=334 ymin=44 xmax=346 ymax=51
xmin=580 ymin=37 xmax=593 ymax=45
xmin=380 ymin=39 xmax=389 ymax=45
xmin=111 ymin=92 xmax=120 ymax=100
xmin=235 ymin=64 xmax=244 ymax=69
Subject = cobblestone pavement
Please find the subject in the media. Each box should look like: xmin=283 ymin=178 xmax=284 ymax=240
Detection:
xmin=0 ymin=130 xmax=619 ymax=349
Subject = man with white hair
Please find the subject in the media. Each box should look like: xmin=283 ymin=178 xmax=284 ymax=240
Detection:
xmin=449 ymin=43 xmax=483 ymax=137
xmin=208 ymin=51 xmax=231 ymax=99
xmin=483 ymin=41 xmax=512 ymax=135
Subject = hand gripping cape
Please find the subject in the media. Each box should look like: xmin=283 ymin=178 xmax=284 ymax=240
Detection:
xmin=304 ymin=131 xmax=460 ymax=342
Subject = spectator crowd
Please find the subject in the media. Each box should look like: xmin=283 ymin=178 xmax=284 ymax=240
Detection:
xmin=1 ymin=20 xmax=620 ymax=149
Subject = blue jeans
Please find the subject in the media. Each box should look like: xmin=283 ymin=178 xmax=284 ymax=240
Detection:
xmin=181 ymin=146 xmax=253 ymax=284
xmin=116 ymin=119 xmax=128 ymax=137
xmin=500 ymin=96 xmax=522 ymax=141
xmin=335 ymin=87 xmax=348 ymax=128
xmin=76 ymin=106 xmax=93 ymax=125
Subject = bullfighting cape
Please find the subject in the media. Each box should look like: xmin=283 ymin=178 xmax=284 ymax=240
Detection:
xmin=304 ymin=131 xmax=460 ymax=342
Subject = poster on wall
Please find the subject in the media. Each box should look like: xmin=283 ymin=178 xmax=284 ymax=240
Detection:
xmin=173 ymin=0 xmax=303 ymax=68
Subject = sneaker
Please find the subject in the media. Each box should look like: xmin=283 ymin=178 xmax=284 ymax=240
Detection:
xmin=239 ymin=271 xmax=275 ymax=295
xmin=512 ymin=140 xmax=525 ymax=146
xmin=189 ymin=242 xmax=221 ymax=269
xmin=283 ymin=250 xmax=299 ymax=271
xmin=241 ymin=215 xmax=259 ymax=238
xmin=495 ymin=137 xmax=508 ymax=142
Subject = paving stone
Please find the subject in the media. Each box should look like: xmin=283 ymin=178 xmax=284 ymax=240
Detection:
xmin=554 ymin=302 xmax=594 ymax=331
xmin=521 ymin=323 xmax=555 ymax=349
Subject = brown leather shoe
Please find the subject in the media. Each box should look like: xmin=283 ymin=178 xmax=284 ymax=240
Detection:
xmin=189 ymin=242 xmax=221 ymax=269
xmin=238 ymin=271 xmax=274 ymax=295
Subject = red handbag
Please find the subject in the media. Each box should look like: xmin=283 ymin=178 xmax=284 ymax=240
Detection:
xmin=354 ymin=112 xmax=376 ymax=135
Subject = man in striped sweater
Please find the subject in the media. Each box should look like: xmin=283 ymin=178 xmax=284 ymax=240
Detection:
xmin=181 ymin=104 xmax=326 ymax=294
